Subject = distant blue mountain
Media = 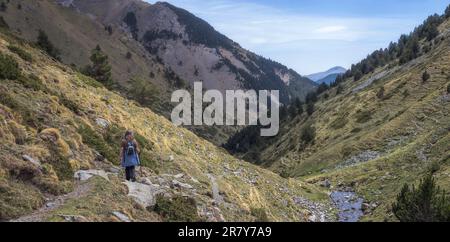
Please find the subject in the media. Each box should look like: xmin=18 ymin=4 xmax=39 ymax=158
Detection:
xmin=307 ymin=66 xmax=347 ymax=83
xmin=316 ymin=73 xmax=341 ymax=85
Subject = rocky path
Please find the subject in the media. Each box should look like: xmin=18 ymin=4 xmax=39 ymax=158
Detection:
xmin=11 ymin=181 xmax=92 ymax=222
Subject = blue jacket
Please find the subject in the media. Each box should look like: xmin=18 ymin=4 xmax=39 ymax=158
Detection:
xmin=121 ymin=141 xmax=140 ymax=168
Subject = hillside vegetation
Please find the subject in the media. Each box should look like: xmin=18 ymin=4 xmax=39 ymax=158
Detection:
xmin=226 ymin=9 xmax=450 ymax=221
xmin=0 ymin=0 xmax=317 ymax=145
xmin=0 ymin=27 xmax=332 ymax=222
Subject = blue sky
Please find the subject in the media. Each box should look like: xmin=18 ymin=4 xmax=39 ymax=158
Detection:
xmin=146 ymin=0 xmax=450 ymax=75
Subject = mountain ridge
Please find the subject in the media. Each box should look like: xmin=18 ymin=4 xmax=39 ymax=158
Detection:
xmin=2 ymin=0 xmax=317 ymax=144
xmin=307 ymin=66 xmax=347 ymax=82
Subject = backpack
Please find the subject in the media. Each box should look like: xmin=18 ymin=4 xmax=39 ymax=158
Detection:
xmin=125 ymin=141 xmax=136 ymax=156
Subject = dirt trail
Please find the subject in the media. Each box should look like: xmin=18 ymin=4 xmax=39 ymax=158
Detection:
xmin=10 ymin=182 xmax=92 ymax=222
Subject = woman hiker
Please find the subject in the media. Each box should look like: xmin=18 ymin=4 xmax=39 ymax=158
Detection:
xmin=120 ymin=130 xmax=141 ymax=182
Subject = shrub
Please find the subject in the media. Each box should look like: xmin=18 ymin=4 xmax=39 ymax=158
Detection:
xmin=0 ymin=16 xmax=8 ymax=29
xmin=36 ymin=30 xmax=60 ymax=60
xmin=250 ymin=207 xmax=269 ymax=222
xmin=330 ymin=116 xmax=348 ymax=130
xmin=76 ymin=73 xmax=104 ymax=88
xmin=355 ymin=110 xmax=372 ymax=123
xmin=7 ymin=45 xmax=32 ymax=62
xmin=402 ymin=89 xmax=410 ymax=97
xmin=39 ymin=129 xmax=74 ymax=180
xmin=447 ymin=83 xmax=450 ymax=94
xmin=78 ymin=124 xmax=117 ymax=164
xmin=351 ymin=127 xmax=362 ymax=133
xmin=16 ymin=74 xmax=48 ymax=92
xmin=428 ymin=161 xmax=441 ymax=174
xmin=376 ymin=86 xmax=385 ymax=99
xmin=0 ymin=53 xmax=20 ymax=80
xmin=83 ymin=45 xmax=112 ymax=86
xmin=153 ymin=195 xmax=201 ymax=222
xmin=128 ymin=77 xmax=160 ymax=106
xmin=300 ymin=125 xmax=316 ymax=144
xmin=306 ymin=102 xmax=315 ymax=116
xmin=58 ymin=94 xmax=82 ymax=115
xmin=422 ymin=71 xmax=430 ymax=82
xmin=392 ymin=175 xmax=450 ymax=222
xmin=134 ymin=132 xmax=152 ymax=150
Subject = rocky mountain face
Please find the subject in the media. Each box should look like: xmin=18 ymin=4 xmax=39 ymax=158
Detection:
xmin=67 ymin=0 xmax=316 ymax=103
xmin=0 ymin=25 xmax=332 ymax=222
xmin=225 ymin=14 xmax=450 ymax=221
xmin=1 ymin=0 xmax=316 ymax=145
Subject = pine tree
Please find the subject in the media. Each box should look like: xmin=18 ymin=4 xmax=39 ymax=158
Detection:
xmin=305 ymin=92 xmax=318 ymax=104
xmin=288 ymin=105 xmax=297 ymax=117
xmin=446 ymin=4 xmax=450 ymax=19
xmin=427 ymin=24 xmax=439 ymax=41
xmin=279 ymin=105 xmax=288 ymax=121
xmin=85 ymin=45 xmax=113 ymax=86
xmin=422 ymin=71 xmax=430 ymax=82
xmin=129 ymin=77 xmax=159 ymax=106
xmin=377 ymin=86 xmax=385 ymax=99
xmin=36 ymin=30 xmax=60 ymax=60
xmin=336 ymin=84 xmax=344 ymax=95
xmin=294 ymin=98 xmax=303 ymax=114
xmin=354 ymin=70 xmax=363 ymax=81
xmin=0 ymin=16 xmax=8 ymax=29
xmin=306 ymin=102 xmax=315 ymax=116
xmin=300 ymin=125 xmax=315 ymax=144
xmin=317 ymin=82 xmax=329 ymax=94
xmin=392 ymin=175 xmax=450 ymax=222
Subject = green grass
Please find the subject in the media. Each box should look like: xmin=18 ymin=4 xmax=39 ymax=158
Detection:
xmin=330 ymin=116 xmax=349 ymax=130
xmin=354 ymin=110 xmax=373 ymax=123
xmin=7 ymin=45 xmax=32 ymax=62
xmin=78 ymin=124 xmax=117 ymax=164
xmin=250 ymin=207 xmax=269 ymax=222
xmin=0 ymin=53 xmax=20 ymax=80
xmin=0 ymin=180 xmax=44 ymax=220
xmin=76 ymin=73 xmax=104 ymax=89
xmin=16 ymin=74 xmax=48 ymax=92
xmin=153 ymin=195 xmax=201 ymax=222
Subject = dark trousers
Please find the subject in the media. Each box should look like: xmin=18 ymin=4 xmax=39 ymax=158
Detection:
xmin=125 ymin=166 xmax=136 ymax=182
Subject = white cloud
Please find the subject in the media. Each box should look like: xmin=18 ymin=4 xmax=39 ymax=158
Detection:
xmin=316 ymin=25 xmax=348 ymax=33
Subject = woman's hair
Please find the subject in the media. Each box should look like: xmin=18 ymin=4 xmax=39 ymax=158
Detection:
xmin=124 ymin=130 xmax=134 ymax=138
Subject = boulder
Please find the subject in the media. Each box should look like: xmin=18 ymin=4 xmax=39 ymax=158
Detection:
xmin=123 ymin=181 xmax=164 ymax=208
xmin=112 ymin=211 xmax=131 ymax=222
xmin=74 ymin=170 xmax=110 ymax=181
xmin=174 ymin=173 xmax=184 ymax=179
xmin=320 ymin=179 xmax=331 ymax=188
xmin=172 ymin=180 xmax=193 ymax=190
xmin=22 ymin=155 xmax=42 ymax=168
xmin=95 ymin=118 xmax=110 ymax=128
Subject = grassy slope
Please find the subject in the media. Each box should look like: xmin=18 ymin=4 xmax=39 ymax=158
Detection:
xmin=0 ymin=31 xmax=331 ymax=222
xmin=1 ymin=0 xmax=244 ymax=146
xmin=257 ymin=20 xmax=450 ymax=221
